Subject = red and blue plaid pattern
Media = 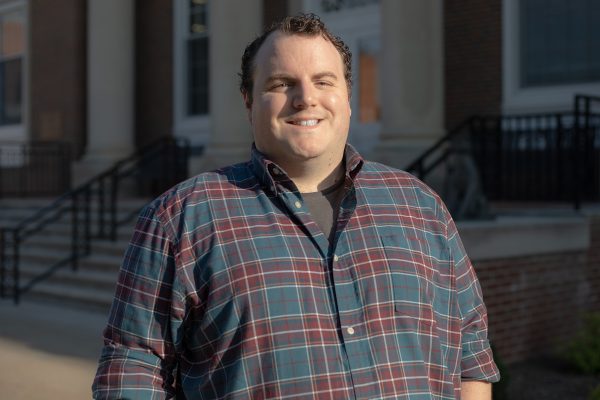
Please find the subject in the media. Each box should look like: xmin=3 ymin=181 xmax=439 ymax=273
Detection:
xmin=93 ymin=145 xmax=499 ymax=399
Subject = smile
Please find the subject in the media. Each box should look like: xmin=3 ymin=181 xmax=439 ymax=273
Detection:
xmin=289 ymin=119 xmax=320 ymax=126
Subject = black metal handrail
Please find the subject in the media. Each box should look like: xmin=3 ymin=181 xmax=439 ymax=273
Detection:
xmin=406 ymin=117 xmax=475 ymax=180
xmin=573 ymin=94 xmax=600 ymax=209
xmin=405 ymin=94 xmax=600 ymax=215
xmin=0 ymin=136 xmax=191 ymax=304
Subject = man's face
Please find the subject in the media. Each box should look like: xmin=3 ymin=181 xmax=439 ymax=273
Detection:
xmin=247 ymin=31 xmax=351 ymax=170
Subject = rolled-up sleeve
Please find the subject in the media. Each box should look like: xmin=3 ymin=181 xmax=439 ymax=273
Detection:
xmin=447 ymin=216 xmax=500 ymax=383
xmin=92 ymin=203 xmax=185 ymax=399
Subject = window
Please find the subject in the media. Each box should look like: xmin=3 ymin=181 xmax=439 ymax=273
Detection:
xmin=520 ymin=0 xmax=600 ymax=87
xmin=357 ymin=36 xmax=380 ymax=123
xmin=503 ymin=0 xmax=600 ymax=112
xmin=0 ymin=6 xmax=24 ymax=126
xmin=320 ymin=0 xmax=379 ymax=13
xmin=173 ymin=0 xmax=210 ymax=145
xmin=187 ymin=0 xmax=209 ymax=116
xmin=302 ymin=0 xmax=381 ymax=153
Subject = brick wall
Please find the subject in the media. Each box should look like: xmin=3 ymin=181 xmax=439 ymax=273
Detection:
xmin=135 ymin=0 xmax=173 ymax=147
xmin=444 ymin=0 xmax=503 ymax=129
xmin=474 ymin=218 xmax=600 ymax=364
xmin=29 ymin=0 xmax=87 ymax=158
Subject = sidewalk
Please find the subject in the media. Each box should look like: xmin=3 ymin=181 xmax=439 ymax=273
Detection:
xmin=0 ymin=300 xmax=109 ymax=399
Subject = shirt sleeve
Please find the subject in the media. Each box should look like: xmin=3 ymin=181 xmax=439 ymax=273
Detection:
xmin=92 ymin=204 xmax=185 ymax=399
xmin=446 ymin=215 xmax=501 ymax=383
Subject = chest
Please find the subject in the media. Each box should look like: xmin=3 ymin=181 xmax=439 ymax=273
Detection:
xmin=184 ymin=197 xmax=452 ymax=320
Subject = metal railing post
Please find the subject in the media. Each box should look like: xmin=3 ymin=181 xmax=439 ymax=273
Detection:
xmin=110 ymin=173 xmax=119 ymax=241
xmin=72 ymin=192 xmax=79 ymax=271
xmin=63 ymin=145 xmax=72 ymax=192
xmin=573 ymin=97 xmax=582 ymax=210
xmin=84 ymin=186 xmax=92 ymax=256
xmin=97 ymin=178 xmax=106 ymax=238
xmin=0 ymin=228 xmax=5 ymax=298
xmin=12 ymin=230 xmax=20 ymax=304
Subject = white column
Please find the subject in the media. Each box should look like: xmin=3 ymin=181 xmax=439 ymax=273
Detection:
xmin=374 ymin=0 xmax=444 ymax=169
xmin=77 ymin=0 xmax=134 ymax=183
xmin=196 ymin=0 xmax=262 ymax=172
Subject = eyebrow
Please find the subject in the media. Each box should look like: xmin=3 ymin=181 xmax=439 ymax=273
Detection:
xmin=265 ymin=74 xmax=294 ymax=85
xmin=312 ymin=71 xmax=339 ymax=81
xmin=264 ymin=71 xmax=340 ymax=85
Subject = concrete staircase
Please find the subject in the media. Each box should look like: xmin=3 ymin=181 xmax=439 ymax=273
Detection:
xmin=0 ymin=197 xmax=149 ymax=313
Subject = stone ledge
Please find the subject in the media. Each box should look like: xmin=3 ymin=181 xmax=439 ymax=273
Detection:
xmin=458 ymin=216 xmax=590 ymax=261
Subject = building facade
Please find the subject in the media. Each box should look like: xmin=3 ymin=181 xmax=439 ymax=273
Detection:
xmin=0 ymin=0 xmax=598 ymax=181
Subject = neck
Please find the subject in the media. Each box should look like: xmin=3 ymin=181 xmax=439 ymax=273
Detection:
xmin=282 ymin=155 xmax=345 ymax=193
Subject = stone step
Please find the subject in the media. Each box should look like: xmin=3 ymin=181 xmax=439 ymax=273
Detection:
xmin=0 ymin=197 xmax=149 ymax=310
xmin=20 ymin=250 xmax=123 ymax=273
xmin=0 ymin=210 xmax=144 ymax=230
xmin=21 ymin=235 xmax=130 ymax=257
xmin=14 ymin=223 xmax=136 ymax=243
xmin=0 ymin=198 xmax=148 ymax=227
xmin=0 ymin=196 xmax=149 ymax=209
xmin=24 ymin=280 xmax=114 ymax=314
xmin=19 ymin=262 xmax=119 ymax=292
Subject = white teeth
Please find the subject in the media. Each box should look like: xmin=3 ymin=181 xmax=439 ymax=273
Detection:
xmin=294 ymin=119 xmax=319 ymax=126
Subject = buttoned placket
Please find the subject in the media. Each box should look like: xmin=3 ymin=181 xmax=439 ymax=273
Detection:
xmin=328 ymin=185 xmax=381 ymax=400
xmin=269 ymin=161 xmax=376 ymax=399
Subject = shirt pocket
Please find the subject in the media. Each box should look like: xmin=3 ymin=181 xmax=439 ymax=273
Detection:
xmin=381 ymin=234 xmax=454 ymax=391
xmin=380 ymin=233 xmax=442 ymax=325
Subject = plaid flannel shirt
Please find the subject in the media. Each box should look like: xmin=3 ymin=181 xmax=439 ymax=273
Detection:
xmin=93 ymin=144 xmax=499 ymax=399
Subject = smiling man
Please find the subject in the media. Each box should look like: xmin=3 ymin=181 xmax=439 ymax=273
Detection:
xmin=93 ymin=14 xmax=499 ymax=399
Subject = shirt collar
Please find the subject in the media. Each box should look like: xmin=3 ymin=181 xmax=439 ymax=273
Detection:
xmin=250 ymin=143 xmax=364 ymax=195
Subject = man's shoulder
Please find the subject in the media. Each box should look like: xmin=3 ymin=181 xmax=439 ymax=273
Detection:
xmin=358 ymin=160 xmax=451 ymax=231
xmin=360 ymin=160 xmax=439 ymax=198
xmin=145 ymin=161 xmax=258 ymax=214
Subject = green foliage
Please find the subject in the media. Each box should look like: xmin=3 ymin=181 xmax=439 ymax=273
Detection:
xmin=564 ymin=313 xmax=600 ymax=375
xmin=588 ymin=384 xmax=600 ymax=400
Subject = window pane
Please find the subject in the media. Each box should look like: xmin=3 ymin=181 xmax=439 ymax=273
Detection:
xmin=0 ymin=58 xmax=23 ymax=125
xmin=187 ymin=37 xmax=209 ymax=115
xmin=189 ymin=0 xmax=208 ymax=35
xmin=1 ymin=11 xmax=24 ymax=57
xmin=321 ymin=0 xmax=379 ymax=13
xmin=520 ymin=0 xmax=600 ymax=87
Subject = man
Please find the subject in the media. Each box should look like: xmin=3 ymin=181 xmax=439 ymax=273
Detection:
xmin=93 ymin=14 xmax=499 ymax=399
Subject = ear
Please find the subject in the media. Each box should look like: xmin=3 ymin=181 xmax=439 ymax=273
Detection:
xmin=242 ymin=92 xmax=252 ymax=123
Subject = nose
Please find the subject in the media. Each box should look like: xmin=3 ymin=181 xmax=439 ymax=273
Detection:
xmin=292 ymin=81 xmax=317 ymax=109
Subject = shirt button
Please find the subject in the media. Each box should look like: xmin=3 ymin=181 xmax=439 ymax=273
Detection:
xmin=346 ymin=327 xmax=355 ymax=335
xmin=333 ymin=254 xmax=339 ymax=262
xmin=272 ymin=167 xmax=281 ymax=175
xmin=294 ymin=201 xmax=302 ymax=209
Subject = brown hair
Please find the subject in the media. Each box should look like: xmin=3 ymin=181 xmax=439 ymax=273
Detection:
xmin=239 ymin=13 xmax=352 ymax=106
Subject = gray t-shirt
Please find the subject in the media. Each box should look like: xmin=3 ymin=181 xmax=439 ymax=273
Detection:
xmin=302 ymin=179 xmax=346 ymax=245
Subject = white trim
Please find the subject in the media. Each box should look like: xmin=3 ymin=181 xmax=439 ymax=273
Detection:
xmin=0 ymin=123 xmax=24 ymax=140
xmin=172 ymin=0 xmax=210 ymax=148
xmin=0 ymin=0 xmax=27 ymax=142
xmin=502 ymin=0 xmax=600 ymax=114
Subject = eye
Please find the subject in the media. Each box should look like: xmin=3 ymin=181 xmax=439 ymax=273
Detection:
xmin=269 ymin=82 xmax=292 ymax=91
xmin=315 ymin=80 xmax=333 ymax=88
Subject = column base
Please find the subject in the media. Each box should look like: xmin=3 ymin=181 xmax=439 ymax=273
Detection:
xmin=371 ymin=136 xmax=438 ymax=171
